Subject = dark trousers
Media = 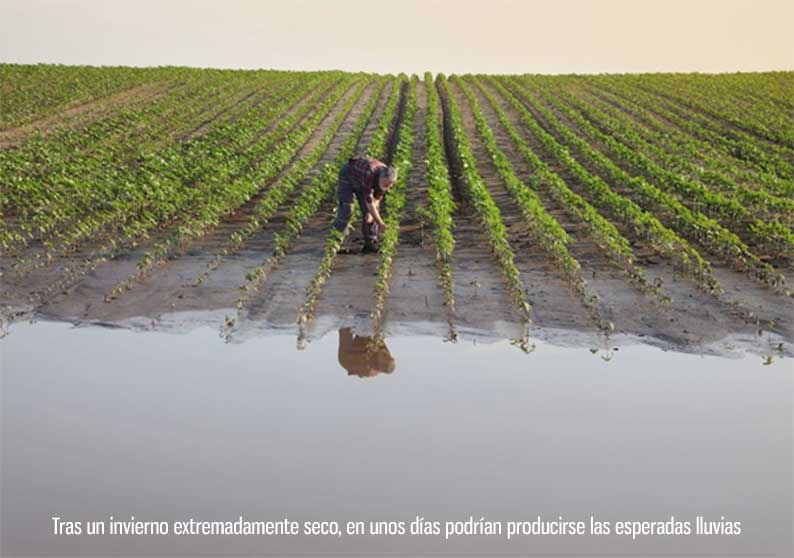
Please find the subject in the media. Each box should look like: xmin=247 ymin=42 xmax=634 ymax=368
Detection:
xmin=332 ymin=164 xmax=380 ymax=243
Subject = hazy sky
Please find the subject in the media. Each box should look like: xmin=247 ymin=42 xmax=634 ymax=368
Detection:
xmin=1 ymin=0 xmax=792 ymax=74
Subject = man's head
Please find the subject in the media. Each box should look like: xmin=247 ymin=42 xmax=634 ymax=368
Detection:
xmin=377 ymin=166 xmax=398 ymax=191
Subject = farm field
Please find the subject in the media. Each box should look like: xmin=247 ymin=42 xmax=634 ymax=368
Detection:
xmin=1 ymin=64 xmax=792 ymax=357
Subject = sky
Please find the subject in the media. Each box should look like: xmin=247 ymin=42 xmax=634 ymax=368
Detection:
xmin=1 ymin=0 xmax=792 ymax=74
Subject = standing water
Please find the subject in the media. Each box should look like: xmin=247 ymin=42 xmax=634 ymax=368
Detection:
xmin=1 ymin=321 xmax=792 ymax=557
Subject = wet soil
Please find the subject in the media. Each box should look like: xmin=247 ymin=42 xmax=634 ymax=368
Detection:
xmin=476 ymin=79 xmax=793 ymax=351
xmin=381 ymin=82 xmax=450 ymax=337
xmin=1 ymin=80 xmax=791 ymax=357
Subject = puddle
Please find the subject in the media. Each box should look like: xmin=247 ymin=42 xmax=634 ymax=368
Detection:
xmin=1 ymin=321 xmax=792 ymax=557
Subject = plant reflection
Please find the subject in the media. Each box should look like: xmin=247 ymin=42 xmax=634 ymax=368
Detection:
xmin=337 ymin=327 xmax=395 ymax=378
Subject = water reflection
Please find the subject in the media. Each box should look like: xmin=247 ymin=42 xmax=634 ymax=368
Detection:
xmin=337 ymin=327 xmax=395 ymax=378
xmin=1 ymin=322 xmax=792 ymax=557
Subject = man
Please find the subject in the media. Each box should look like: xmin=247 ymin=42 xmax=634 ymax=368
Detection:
xmin=332 ymin=156 xmax=398 ymax=254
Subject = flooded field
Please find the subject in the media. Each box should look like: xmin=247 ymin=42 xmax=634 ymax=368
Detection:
xmin=1 ymin=321 xmax=792 ymax=557
xmin=2 ymin=65 xmax=793 ymax=557
xmin=3 ymin=68 xmax=793 ymax=359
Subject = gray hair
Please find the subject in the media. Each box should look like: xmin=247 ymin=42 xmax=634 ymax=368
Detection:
xmin=379 ymin=166 xmax=398 ymax=185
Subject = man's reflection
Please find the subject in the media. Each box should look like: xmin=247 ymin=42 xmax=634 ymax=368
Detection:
xmin=337 ymin=328 xmax=396 ymax=378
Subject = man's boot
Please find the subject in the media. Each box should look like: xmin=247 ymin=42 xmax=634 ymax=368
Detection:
xmin=361 ymin=239 xmax=380 ymax=254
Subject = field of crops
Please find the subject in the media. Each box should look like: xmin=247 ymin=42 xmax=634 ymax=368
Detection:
xmin=1 ymin=64 xmax=792 ymax=356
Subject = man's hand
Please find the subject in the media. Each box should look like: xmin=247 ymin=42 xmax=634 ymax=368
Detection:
xmin=366 ymin=200 xmax=387 ymax=230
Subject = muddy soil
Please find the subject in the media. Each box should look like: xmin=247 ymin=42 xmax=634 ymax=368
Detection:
xmin=1 ymin=79 xmax=791 ymax=358
xmin=475 ymin=78 xmax=793 ymax=352
xmin=381 ymin=82 xmax=451 ymax=338
xmin=449 ymin=80 xmax=599 ymax=339
xmin=8 ymin=79 xmax=371 ymax=322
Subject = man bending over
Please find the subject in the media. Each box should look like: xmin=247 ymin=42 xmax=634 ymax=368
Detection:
xmin=332 ymin=156 xmax=398 ymax=254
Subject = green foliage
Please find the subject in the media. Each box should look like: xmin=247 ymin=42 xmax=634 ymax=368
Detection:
xmin=233 ymin=75 xmax=403 ymax=324
xmin=4 ymin=65 xmax=792 ymax=334
xmin=437 ymin=74 xmax=531 ymax=320
xmin=526 ymin=78 xmax=794 ymax=259
xmin=195 ymin=78 xmax=382 ymax=286
xmin=0 ymin=63 xmax=185 ymax=129
xmin=2 ymin=70 xmax=300 ymax=251
xmin=106 ymin=76 xmax=362 ymax=299
xmin=507 ymin=77 xmax=785 ymax=291
xmin=584 ymin=75 xmax=794 ymax=193
xmin=424 ymin=71 xmax=458 ymax=323
xmin=470 ymin=76 xmax=665 ymax=301
xmin=369 ymin=75 xmax=419 ymax=344
xmin=454 ymin=76 xmax=611 ymax=330
xmin=3 ymin=72 xmax=328 ymax=261
xmin=491 ymin=77 xmax=723 ymax=295
xmin=546 ymin=80 xmax=794 ymax=225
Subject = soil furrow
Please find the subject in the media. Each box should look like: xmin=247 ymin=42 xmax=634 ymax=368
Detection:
xmin=436 ymin=79 xmax=527 ymax=340
xmin=381 ymin=79 xmax=449 ymax=337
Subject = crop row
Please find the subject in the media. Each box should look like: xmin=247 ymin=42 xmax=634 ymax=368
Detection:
xmin=436 ymin=74 xmax=532 ymax=321
xmin=625 ymin=76 xmax=794 ymax=159
xmin=624 ymin=73 xmax=794 ymax=148
xmin=15 ymin=75 xmax=338 ymax=313
xmin=589 ymin=77 xmax=794 ymax=183
xmin=489 ymin=77 xmax=721 ymax=294
xmin=4 ymin=69 xmax=791 ymax=341
xmin=2 ymin=73 xmax=215 ymax=180
xmin=422 ymin=71 xmax=457 ymax=330
xmin=715 ymin=73 xmax=794 ymax=111
xmin=1 ymin=74 xmax=208 ymax=245
xmin=105 ymin=76 xmax=338 ymax=236
xmin=2 ymin=72 xmax=298 ymax=243
xmin=15 ymin=76 xmax=323 ymax=273
xmin=4 ymin=68 xmax=278 ymax=177
xmin=0 ymin=63 xmax=183 ymax=129
xmin=369 ymin=76 xmax=418 ymax=344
